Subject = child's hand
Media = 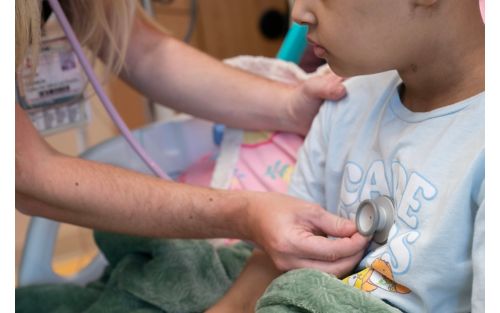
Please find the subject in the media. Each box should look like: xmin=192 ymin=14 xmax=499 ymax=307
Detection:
xmin=244 ymin=191 xmax=370 ymax=276
xmin=286 ymin=72 xmax=346 ymax=136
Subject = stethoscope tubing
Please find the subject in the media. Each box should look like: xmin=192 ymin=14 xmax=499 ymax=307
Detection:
xmin=47 ymin=0 xmax=170 ymax=180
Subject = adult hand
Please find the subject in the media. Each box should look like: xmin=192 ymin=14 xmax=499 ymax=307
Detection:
xmin=245 ymin=191 xmax=370 ymax=277
xmin=287 ymin=72 xmax=346 ymax=136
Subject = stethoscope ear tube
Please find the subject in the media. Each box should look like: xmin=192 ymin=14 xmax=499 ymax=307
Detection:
xmin=355 ymin=196 xmax=395 ymax=244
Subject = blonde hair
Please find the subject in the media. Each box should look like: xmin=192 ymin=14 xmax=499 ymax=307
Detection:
xmin=15 ymin=0 xmax=138 ymax=75
xmin=15 ymin=0 xmax=41 ymax=70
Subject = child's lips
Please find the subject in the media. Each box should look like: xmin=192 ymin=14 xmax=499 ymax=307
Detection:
xmin=307 ymin=37 xmax=327 ymax=58
xmin=312 ymin=44 xmax=327 ymax=58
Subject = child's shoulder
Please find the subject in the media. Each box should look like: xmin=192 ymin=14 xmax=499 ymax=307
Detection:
xmin=344 ymin=70 xmax=400 ymax=95
xmin=321 ymin=70 xmax=400 ymax=117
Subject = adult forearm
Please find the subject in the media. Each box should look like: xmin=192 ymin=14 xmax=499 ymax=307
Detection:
xmin=16 ymin=152 xmax=251 ymax=240
xmin=15 ymin=103 xmax=250 ymax=240
xmin=121 ymin=15 xmax=295 ymax=132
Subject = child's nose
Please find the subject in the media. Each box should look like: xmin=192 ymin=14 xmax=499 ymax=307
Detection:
xmin=291 ymin=0 xmax=316 ymax=26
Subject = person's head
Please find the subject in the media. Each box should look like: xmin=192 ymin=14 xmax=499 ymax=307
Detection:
xmin=292 ymin=0 xmax=484 ymax=78
xmin=15 ymin=0 xmax=137 ymax=74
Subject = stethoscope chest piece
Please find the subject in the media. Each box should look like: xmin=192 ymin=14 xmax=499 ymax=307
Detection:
xmin=355 ymin=196 xmax=395 ymax=244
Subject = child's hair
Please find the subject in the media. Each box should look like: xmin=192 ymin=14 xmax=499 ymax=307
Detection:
xmin=15 ymin=0 xmax=138 ymax=75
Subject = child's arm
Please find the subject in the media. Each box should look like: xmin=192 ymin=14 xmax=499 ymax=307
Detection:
xmin=206 ymin=240 xmax=367 ymax=313
xmin=206 ymin=249 xmax=282 ymax=313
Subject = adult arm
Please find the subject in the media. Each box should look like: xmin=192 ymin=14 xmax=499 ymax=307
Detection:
xmin=119 ymin=9 xmax=345 ymax=136
xmin=15 ymin=104 xmax=246 ymax=239
xmin=15 ymin=104 xmax=363 ymax=271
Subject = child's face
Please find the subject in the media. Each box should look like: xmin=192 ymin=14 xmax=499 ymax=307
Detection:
xmin=292 ymin=0 xmax=425 ymax=77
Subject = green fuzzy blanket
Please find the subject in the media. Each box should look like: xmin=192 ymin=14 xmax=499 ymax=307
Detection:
xmin=16 ymin=232 xmax=399 ymax=313
xmin=256 ymin=269 xmax=401 ymax=313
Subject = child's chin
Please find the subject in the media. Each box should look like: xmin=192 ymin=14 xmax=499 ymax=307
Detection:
xmin=326 ymin=62 xmax=352 ymax=78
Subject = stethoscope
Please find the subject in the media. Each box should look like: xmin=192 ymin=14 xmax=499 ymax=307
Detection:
xmin=355 ymin=195 xmax=396 ymax=244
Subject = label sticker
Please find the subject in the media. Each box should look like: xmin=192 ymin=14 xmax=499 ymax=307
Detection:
xmin=18 ymin=34 xmax=90 ymax=134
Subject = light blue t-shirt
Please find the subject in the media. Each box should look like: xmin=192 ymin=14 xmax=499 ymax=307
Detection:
xmin=289 ymin=71 xmax=484 ymax=313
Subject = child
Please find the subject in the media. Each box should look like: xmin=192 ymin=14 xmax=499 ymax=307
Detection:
xmin=207 ymin=0 xmax=484 ymax=312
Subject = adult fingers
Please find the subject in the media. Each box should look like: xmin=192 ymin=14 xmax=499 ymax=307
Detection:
xmin=291 ymin=232 xmax=370 ymax=263
xmin=304 ymin=73 xmax=346 ymax=101
xmin=324 ymin=74 xmax=347 ymax=100
xmin=276 ymin=250 xmax=366 ymax=276
xmin=314 ymin=212 xmax=359 ymax=238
